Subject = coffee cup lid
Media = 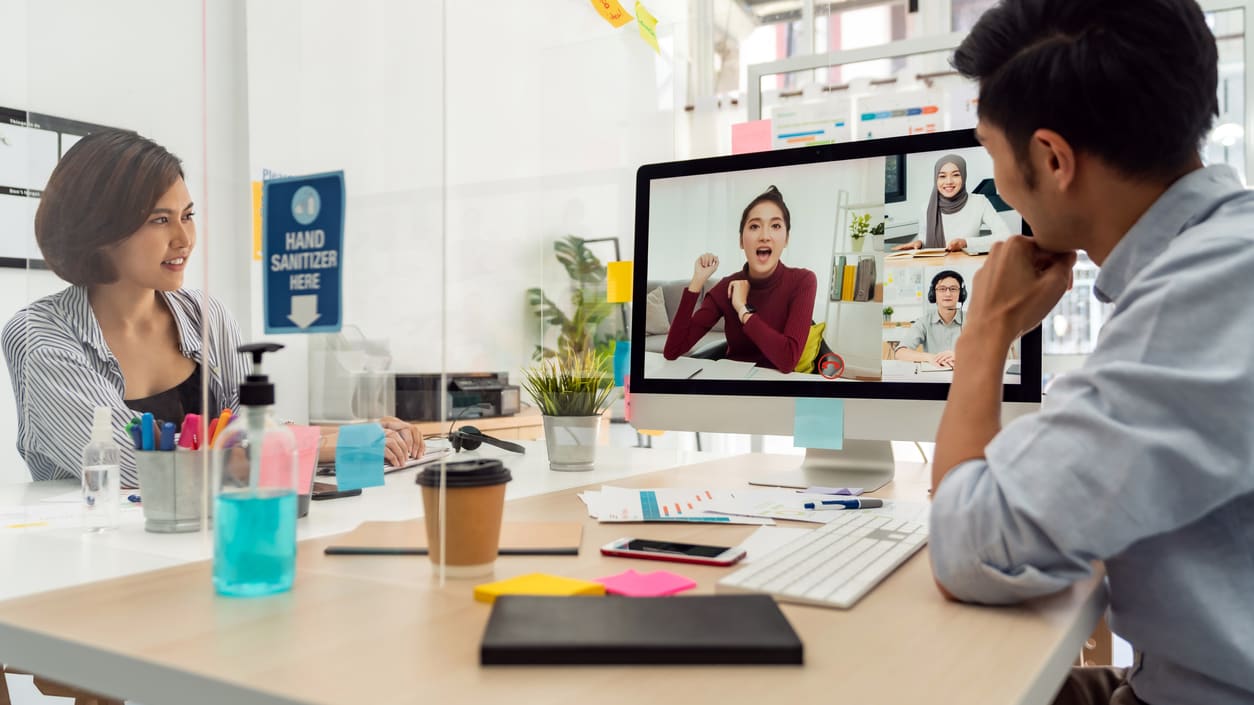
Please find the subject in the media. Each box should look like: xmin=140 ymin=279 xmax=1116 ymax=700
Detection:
xmin=415 ymin=458 xmax=511 ymax=488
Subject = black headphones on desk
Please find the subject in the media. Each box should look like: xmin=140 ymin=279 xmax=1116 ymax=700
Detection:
xmin=449 ymin=425 xmax=526 ymax=454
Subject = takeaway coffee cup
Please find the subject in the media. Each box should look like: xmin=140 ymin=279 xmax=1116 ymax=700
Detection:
xmin=415 ymin=459 xmax=512 ymax=578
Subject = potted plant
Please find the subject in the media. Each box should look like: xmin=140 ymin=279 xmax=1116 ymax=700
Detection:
xmin=871 ymin=219 xmax=886 ymax=251
xmin=526 ymin=236 xmax=620 ymax=361
xmin=882 ymin=306 xmax=894 ymax=323
xmin=521 ymin=349 xmax=614 ymax=471
xmin=850 ymin=212 xmax=871 ymax=252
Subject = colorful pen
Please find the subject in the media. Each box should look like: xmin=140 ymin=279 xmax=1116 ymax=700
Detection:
xmin=206 ymin=418 xmax=220 ymax=448
xmin=210 ymin=409 xmax=231 ymax=446
xmin=140 ymin=412 xmax=155 ymax=451
xmin=127 ymin=494 xmax=142 ymax=503
xmin=129 ymin=425 xmax=143 ymax=450
xmin=802 ymin=498 xmax=884 ymax=510
xmin=179 ymin=413 xmax=201 ymax=450
xmin=159 ymin=421 xmax=176 ymax=451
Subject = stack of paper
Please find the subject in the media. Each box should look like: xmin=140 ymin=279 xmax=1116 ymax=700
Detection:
xmin=577 ymin=486 xmax=774 ymax=525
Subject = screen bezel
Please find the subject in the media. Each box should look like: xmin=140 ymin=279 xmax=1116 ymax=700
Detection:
xmin=629 ymin=129 xmax=1041 ymax=404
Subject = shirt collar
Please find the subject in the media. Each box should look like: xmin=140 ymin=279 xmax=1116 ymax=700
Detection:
xmin=932 ymin=308 xmax=964 ymax=326
xmin=67 ymin=286 xmax=202 ymax=360
xmin=1095 ymin=165 xmax=1246 ymax=303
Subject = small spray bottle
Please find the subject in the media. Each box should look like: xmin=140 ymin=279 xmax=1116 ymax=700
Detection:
xmin=212 ymin=343 xmax=299 ymax=597
xmin=81 ymin=406 xmax=120 ymax=532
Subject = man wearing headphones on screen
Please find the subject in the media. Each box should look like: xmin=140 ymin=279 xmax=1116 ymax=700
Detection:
xmin=893 ymin=270 xmax=965 ymax=368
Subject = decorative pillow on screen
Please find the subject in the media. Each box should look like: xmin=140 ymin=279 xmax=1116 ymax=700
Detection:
xmin=645 ymin=286 xmax=671 ymax=335
xmin=794 ymin=322 xmax=827 ymax=373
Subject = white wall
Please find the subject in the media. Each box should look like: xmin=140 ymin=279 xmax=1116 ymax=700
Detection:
xmin=0 ymin=0 xmax=252 ymax=484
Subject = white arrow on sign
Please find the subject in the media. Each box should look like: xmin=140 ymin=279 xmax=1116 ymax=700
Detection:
xmin=287 ymin=294 xmax=321 ymax=328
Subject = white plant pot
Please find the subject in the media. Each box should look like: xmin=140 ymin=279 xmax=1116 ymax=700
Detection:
xmin=542 ymin=415 xmax=600 ymax=471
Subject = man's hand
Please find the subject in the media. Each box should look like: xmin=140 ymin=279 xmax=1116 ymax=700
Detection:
xmin=893 ymin=240 xmax=923 ymax=251
xmin=967 ymin=236 xmax=1076 ymax=343
xmin=728 ymin=280 xmax=749 ymax=313
xmin=945 ymin=238 xmax=968 ymax=252
xmin=690 ymin=253 xmax=719 ymax=292
xmin=379 ymin=416 xmax=424 ymax=462
xmin=933 ymin=350 xmax=956 ymax=368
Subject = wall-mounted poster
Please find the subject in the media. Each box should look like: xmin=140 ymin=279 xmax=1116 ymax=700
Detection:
xmin=0 ymin=106 xmax=115 ymax=269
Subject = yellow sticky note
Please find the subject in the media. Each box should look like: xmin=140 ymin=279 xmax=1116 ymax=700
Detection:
xmin=591 ymin=0 xmax=633 ymax=28
xmin=474 ymin=573 xmax=606 ymax=604
xmin=606 ymin=261 xmax=633 ymax=303
xmin=636 ymin=1 xmax=659 ymax=53
xmin=251 ymin=180 xmax=263 ymax=261
xmin=637 ymin=429 xmax=664 ymax=437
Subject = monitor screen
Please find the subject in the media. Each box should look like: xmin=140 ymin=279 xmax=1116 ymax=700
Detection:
xmin=627 ymin=131 xmax=1040 ymax=490
xmin=630 ymin=130 xmax=1039 ymax=404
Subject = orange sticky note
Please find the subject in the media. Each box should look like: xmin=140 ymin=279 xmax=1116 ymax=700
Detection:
xmin=607 ymin=261 xmax=633 ymax=303
xmin=636 ymin=2 xmax=659 ymax=53
xmin=591 ymin=0 xmax=633 ymax=28
xmin=251 ymin=181 xmax=263 ymax=261
xmin=638 ymin=429 xmax=664 ymax=437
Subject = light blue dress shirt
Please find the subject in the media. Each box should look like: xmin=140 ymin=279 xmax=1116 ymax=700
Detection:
xmin=930 ymin=166 xmax=1254 ymax=705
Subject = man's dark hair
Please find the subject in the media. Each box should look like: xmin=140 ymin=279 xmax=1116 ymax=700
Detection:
xmin=35 ymin=130 xmax=184 ymax=287
xmin=739 ymin=185 xmax=791 ymax=237
xmin=952 ymin=0 xmax=1218 ymax=184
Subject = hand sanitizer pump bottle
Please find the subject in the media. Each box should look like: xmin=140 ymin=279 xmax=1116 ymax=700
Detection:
xmin=82 ymin=406 xmax=120 ymax=532
xmin=212 ymin=342 xmax=299 ymax=597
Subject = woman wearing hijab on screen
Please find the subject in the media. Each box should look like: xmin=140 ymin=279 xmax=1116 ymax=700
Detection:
xmin=893 ymin=154 xmax=1010 ymax=253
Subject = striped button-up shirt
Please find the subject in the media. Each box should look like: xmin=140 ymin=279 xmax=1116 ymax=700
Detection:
xmin=2 ymin=286 xmax=248 ymax=486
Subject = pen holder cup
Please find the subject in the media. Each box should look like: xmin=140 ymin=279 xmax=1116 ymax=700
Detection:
xmin=135 ymin=450 xmax=212 ymax=533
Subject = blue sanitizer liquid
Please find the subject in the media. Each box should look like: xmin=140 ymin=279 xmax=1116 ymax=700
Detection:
xmin=213 ymin=490 xmax=298 ymax=597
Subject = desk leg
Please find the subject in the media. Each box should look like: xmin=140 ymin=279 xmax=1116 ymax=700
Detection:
xmin=1078 ymin=616 xmax=1113 ymax=666
xmin=31 ymin=674 xmax=124 ymax=705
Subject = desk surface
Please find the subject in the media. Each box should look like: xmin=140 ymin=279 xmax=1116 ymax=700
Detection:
xmin=0 ymin=445 xmax=1104 ymax=705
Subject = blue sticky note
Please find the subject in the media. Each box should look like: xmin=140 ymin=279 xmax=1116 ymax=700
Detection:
xmin=793 ymin=398 xmax=844 ymax=450
xmin=612 ymin=340 xmax=631 ymax=387
xmin=335 ymin=423 xmax=385 ymax=491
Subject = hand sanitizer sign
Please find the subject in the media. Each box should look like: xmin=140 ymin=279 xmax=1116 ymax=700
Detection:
xmin=263 ymin=171 xmax=344 ymax=334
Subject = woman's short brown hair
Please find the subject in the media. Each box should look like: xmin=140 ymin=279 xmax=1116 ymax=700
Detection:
xmin=35 ymin=130 xmax=184 ymax=287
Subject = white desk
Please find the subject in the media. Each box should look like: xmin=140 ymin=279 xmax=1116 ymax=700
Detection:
xmin=0 ymin=444 xmax=1105 ymax=705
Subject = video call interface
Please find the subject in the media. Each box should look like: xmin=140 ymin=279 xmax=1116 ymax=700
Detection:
xmin=641 ymin=145 xmax=1024 ymax=385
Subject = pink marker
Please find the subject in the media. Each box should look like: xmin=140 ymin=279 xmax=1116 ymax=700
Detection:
xmin=179 ymin=413 xmax=202 ymax=450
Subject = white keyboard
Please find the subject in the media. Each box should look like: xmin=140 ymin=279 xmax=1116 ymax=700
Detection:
xmin=717 ymin=511 xmax=928 ymax=609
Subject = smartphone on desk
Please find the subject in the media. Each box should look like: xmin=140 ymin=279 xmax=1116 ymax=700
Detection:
xmin=311 ymin=481 xmax=362 ymax=501
xmin=601 ymin=537 xmax=747 ymax=567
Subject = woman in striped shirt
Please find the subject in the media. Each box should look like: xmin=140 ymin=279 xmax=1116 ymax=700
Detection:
xmin=2 ymin=131 xmax=420 ymax=486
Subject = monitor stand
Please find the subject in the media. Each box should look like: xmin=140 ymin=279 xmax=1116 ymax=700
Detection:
xmin=747 ymin=439 xmax=895 ymax=493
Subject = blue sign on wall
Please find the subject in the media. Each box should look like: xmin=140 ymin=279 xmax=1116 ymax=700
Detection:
xmin=263 ymin=171 xmax=345 ymax=334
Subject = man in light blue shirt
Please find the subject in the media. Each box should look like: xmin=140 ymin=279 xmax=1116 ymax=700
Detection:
xmin=932 ymin=2 xmax=1254 ymax=705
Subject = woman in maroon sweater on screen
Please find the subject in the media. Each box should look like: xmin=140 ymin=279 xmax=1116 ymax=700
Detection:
xmin=663 ymin=185 xmax=818 ymax=373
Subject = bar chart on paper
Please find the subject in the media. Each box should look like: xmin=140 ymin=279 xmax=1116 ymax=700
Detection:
xmin=578 ymin=487 xmax=773 ymax=525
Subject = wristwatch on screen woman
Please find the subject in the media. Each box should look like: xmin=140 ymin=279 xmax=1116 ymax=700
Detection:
xmin=740 ymin=304 xmax=755 ymax=325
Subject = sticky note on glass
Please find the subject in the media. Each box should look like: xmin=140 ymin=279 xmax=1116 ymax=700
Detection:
xmin=251 ymin=181 xmax=264 ymax=261
xmin=732 ymin=119 xmax=773 ymax=155
xmin=793 ymin=398 xmax=844 ymax=450
xmin=612 ymin=340 xmax=631 ymax=387
xmin=335 ymin=423 xmax=385 ymax=491
xmin=595 ymin=569 xmax=696 ymax=597
xmin=606 ymin=261 xmax=633 ymax=303
xmin=591 ymin=0 xmax=633 ymax=27
xmin=636 ymin=2 xmax=660 ymax=53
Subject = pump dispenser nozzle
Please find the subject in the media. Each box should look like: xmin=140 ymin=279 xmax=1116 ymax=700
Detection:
xmin=237 ymin=343 xmax=285 ymax=406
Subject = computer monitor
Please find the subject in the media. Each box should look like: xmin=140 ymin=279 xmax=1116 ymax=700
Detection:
xmin=629 ymin=130 xmax=1040 ymax=491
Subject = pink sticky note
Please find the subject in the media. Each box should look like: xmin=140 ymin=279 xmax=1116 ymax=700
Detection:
xmin=255 ymin=427 xmax=318 ymax=492
xmin=731 ymin=119 xmax=772 ymax=154
xmin=287 ymin=425 xmax=322 ymax=494
xmin=594 ymin=569 xmax=697 ymax=597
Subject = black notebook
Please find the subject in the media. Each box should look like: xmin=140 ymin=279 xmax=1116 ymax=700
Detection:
xmin=480 ymin=594 xmax=803 ymax=666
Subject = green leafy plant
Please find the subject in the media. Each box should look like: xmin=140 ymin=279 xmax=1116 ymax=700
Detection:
xmin=526 ymin=235 xmax=620 ymax=361
xmin=850 ymin=212 xmax=872 ymax=241
xmin=871 ymin=220 xmax=885 ymax=236
xmin=520 ymin=349 xmax=615 ymax=417
xmin=882 ymin=306 xmax=894 ymax=317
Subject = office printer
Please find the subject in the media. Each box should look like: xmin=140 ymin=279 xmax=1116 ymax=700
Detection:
xmin=394 ymin=372 xmax=521 ymax=422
